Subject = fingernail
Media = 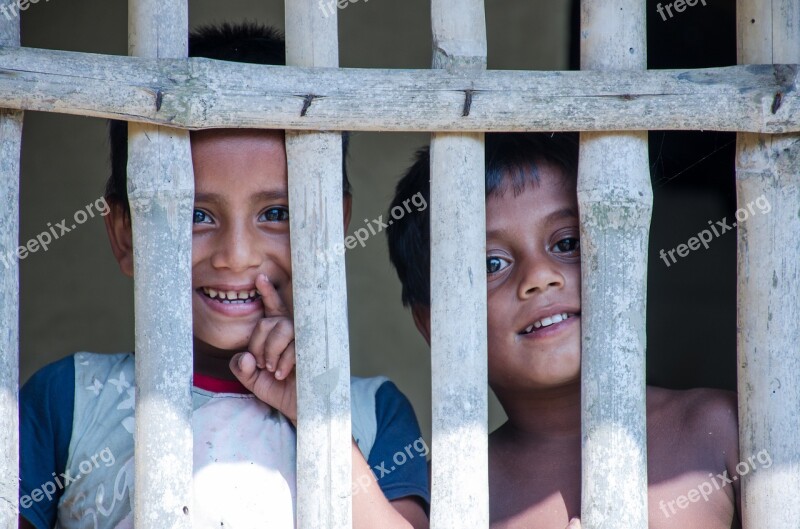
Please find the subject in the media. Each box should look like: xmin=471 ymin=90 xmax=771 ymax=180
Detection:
xmin=275 ymin=370 xmax=282 ymax=379
xmin=266 ymin=362 xmax=273 ymax=371
xmin=236 ymin=354 xmax=244 ymax=369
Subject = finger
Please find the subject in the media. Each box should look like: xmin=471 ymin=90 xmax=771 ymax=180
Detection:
xmin=229 ymin=352 xmax=259 ymax=391
xmin=248 ymin=317 xmax=279 ymax=369
xmin=271 ymin=368 xmax=297 ymax=425
xmin=274 ymin=342 xmax=296 ymax=380
xmin=566 ymin=518 xmax=582 ymax=529
xmin=256 ymin=274 xmax=289 ymax=318
xmin=264 ymin=319 xmax=294 ymax=374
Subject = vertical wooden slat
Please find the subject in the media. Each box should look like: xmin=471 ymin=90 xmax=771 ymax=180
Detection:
xmin=128 ymin=1 xmax=194 ymax=527
xmin=284 ymin=3 xmax=352 ymax=529
xmin=0 ymin=12 xmax=21 ymax=529
xmin=429 ymin=2 xmax=489 ymax=528
xmin=578 ymin=1 xmax=650 ymax=528
xmin=736 ymin=1 xmax=800 ymax=527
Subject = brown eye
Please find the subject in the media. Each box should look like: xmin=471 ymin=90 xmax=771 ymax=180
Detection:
xmin=553 ymin=237 xmax=580 ymax=253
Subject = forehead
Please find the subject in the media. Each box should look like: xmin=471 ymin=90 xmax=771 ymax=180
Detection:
xmin=486 ymin=163 xmax=578 ymax=232
xmin=190 ymin=129 xmax=287 ymax=193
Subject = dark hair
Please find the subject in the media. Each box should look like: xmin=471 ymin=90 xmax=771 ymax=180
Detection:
xmin=386 ymin=132 xmax=579 ymax=308
xmin=106 ymin=22 xmax=351 ymax=215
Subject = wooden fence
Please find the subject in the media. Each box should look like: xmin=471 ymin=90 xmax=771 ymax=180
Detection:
xmin=1 ymin=0 xmax=798 ymax=528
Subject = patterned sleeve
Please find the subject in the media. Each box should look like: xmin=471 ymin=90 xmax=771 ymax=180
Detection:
xmin=19 ymin=355 xmax=75 ymax=529
xmin=367 ymin=381 xmax=430 ymax=508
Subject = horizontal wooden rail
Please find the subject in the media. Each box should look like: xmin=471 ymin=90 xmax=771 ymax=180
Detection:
xmin=0 ymin=46 xmax=797 ymax=133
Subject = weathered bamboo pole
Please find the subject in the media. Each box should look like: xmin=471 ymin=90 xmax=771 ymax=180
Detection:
xmin=0 ymin=13 xmax=21 ymax=529
xmin=284 ymin=2 xmax=352 ymax=528
xmin=736 ymin=1 xmax=800 ymax=527
xmin=128 ymin=1 xmax=194 ymax=527
xmin=0 ymin=47 xmax=798 ymax=133
xmin=429 ymin=1 xmax=489 ymax=528
xmin=578 ymin=1 xmax=651 ymax=528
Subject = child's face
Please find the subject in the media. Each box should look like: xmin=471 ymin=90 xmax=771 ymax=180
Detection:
xmin=106 ymin=129 xmax=354 ymax=362
xmin=485 ymin=163 xmax=582 ymax=393
xmin=189 ymin=129 xmax=294 ymax=354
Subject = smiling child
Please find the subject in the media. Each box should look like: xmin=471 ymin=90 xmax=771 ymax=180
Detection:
xmin=19 ymin=23 xmax=429 ymax=529
xmin=386 ymin=132 xmax=742 ymax=529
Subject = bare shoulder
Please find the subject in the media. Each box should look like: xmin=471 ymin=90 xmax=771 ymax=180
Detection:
xmin=648 ymin=386 xmax=737 ymax=433
xmin=648 ymin=386 xmax=739 ymax=461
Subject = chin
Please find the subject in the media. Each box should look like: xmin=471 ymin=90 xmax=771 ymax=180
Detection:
xmin=526 ymin=363 xmax=581 ymax=389
xmin=196 ymin=333 xmax=249 ymax=355
xmin=548 ymin=372 xmax=581 ymax=388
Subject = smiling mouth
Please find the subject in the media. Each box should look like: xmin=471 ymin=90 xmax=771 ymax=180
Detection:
xmin=199 ymin=287 xmax=260 ymax=304
xmin=520 ymin=312 xmax=579 ymax=335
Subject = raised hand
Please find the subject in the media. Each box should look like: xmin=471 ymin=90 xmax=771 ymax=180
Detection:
xmin=229 ymin=273 xmax=298 ymax=425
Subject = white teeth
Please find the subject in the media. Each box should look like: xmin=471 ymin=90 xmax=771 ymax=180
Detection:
xmin=202 ymin=287 xmax=258 ymax=301
xmin=525 ymin=312 xmax=572 ymax=333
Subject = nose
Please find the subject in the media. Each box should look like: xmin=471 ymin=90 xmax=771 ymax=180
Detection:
xmin=209 ymin=222 xmax=264 ymax=272
xmin=517 ymin=253 xmax=565 ymax=299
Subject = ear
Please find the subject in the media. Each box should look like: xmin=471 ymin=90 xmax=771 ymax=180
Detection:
xmin=411 ymin=304 xmax=431 ymax=346
xmin=342 ymin=192 xmax=352 ymax=232
xmin=104 ymin=200 xmax=134 ymax=277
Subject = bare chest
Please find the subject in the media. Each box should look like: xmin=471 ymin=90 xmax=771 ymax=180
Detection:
xmin=489 ymin=446 xmax=581 ymax=529
xmin=488 ymin=435 xmax=736 ymax=529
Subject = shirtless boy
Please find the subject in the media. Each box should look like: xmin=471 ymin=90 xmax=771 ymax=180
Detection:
xmin=386 ymin=132 xmax=743 ymax=529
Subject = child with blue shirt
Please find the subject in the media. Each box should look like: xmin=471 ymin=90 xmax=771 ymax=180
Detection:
xmin=19 ymin=22 xmax=429 ymax=529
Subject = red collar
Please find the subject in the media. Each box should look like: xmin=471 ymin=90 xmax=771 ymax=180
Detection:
xmin=193 ymin=372 xmax=250 ymax=394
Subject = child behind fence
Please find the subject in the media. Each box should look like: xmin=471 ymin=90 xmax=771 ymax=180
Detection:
xmin=386 ymin=132 xmax=743 ymax=529
xmin=19 ymin=22 xmax=429 ymax=529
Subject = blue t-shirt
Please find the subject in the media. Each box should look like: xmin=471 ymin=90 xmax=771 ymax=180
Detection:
xmin=20 ymin=354 xmax=429 ymax=529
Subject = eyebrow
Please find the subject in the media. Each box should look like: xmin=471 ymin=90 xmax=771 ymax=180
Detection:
xmin=486 ymin=207 xmax=579 ymax=239
xmin=542 ymin=207 xmax=579 ymax=225
xmin=194 ymin=190 xmax=289 ymax=205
